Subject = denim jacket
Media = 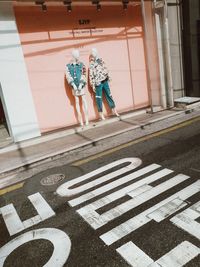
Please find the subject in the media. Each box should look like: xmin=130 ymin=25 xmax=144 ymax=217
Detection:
xmin=66 ymin=61 xmax=87 ymax=88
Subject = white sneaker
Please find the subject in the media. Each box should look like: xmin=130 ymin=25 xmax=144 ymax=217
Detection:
xmin=99 ymin=112 xmax=105 ymax=120
xmin=112 ymin=108 xmax=120 ymax=117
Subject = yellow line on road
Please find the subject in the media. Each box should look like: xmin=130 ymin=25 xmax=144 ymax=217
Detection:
xmin=1 ymin=116 xmax=199 ymax=195
xmin=73 ymin=116 xmax=200 ymax=166
xmin=0 ymin=182 xmax=24 ymax=196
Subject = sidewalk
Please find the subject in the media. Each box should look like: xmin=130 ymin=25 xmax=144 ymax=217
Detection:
xmin=0 ymin=104 xmax=200 ymax=178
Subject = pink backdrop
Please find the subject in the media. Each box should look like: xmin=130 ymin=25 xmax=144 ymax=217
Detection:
xmin=14 ymin=5 xmax=149 ymax=133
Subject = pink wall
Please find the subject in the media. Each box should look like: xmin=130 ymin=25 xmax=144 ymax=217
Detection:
xmin=14 ymin=5 xmax=150 ymax=133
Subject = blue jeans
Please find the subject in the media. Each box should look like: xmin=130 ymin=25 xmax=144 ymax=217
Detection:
xmin=95 ymin=80 xmax=115 ymax=112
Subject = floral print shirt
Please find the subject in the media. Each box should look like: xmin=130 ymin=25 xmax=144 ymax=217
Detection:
xmin=89 ymin=58 xmax=110 ymax=90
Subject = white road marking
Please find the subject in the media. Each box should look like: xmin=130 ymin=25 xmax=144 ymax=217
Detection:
xmin=69 ymin=164 xmax=160 ymax=207
xmin=116 ymin=241 xmax=154 ymax=267
xmin=57 ymin=158 xmax=142 ymax=197
xmin=149 ymin=241 xmax=200 ymax=267
xmin=28 ymin=192 xmax=55 ymax=221
xmin=1 ymin=157 xmax=199 ymax=266
xmin=170 ymin=200 xmax=200 ymax=240
xmin=77 ymin=168 xmax=174 ymax=229
xmin=147 ymin=198 xmax=188 ymax=222
xmin=88 ymin=174 xmax=187 ymax=229
xmin=0 ymin=204 xmax=24 ymax=236
xmin=23 ymin=215 xmax=41 ymax=229
xmin=117 ymin=241 xmax=200 ymax=267
xmin=0 ymin=193 xmax=55 ymax=236
xmin=0 ymin=228 xmax=71 ymax=267
xmin=127 ymin=184 xmax=153 ymax=198
xmin=100 ymin=180 xmax=200 ymax=245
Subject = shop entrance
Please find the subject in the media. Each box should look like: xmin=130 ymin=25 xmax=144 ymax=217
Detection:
xmin=0 ymin=98 xmax=5 ymax=124
xmin=182 ymin=0 xmax=200 ymax=97
xmin=14 ymin=3 xmax=159 ymax=133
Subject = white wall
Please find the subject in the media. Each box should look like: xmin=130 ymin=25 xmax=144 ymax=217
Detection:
xmin=167 ymin=0 xmax=184 ymax=99
xmin=0 ymin=2 xmax=41 ymax=142
xmin=143 ymin=1 xmax=162 ymax=107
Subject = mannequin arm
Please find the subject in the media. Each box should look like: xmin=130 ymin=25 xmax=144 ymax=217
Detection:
xmin=89 ymin=67 xmax=96 ymax=92
xmin=71 ymin=82 xmax=78 ymax=91
xmin=66 ymin=65 xmax=74 ymax=86
xmin=80 ymin=64 xmax=87 ymax=87
xmin=78 ymin=83 xmax=83 ymax=90
xmin=100 ymin=59 xmax=111 ymax=82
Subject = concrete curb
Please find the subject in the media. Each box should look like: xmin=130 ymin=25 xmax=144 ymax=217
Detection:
xmin=0 ymin=109 xmax=146 ymax=154
xmin=0 ymin=103 xmax=200 ymax=178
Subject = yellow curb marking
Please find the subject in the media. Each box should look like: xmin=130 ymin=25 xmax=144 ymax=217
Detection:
xmin=0 ymin=182 xmax=24 ymax=196
xmin=0 ymin=115 xmax=199 ymax=195
xmin=73 ymin=116 xmax=200 ymax=166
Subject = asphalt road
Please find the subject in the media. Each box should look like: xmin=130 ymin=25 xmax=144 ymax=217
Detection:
xmin=0 ymin=117 xmax=200 ymax=267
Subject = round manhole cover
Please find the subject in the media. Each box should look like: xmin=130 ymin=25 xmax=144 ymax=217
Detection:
xmin=40 ymin=174 xmax=65 ymax=186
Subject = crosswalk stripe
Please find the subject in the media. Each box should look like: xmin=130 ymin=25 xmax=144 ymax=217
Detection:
xmin=117 ymin=241 xmax=200 ymax=267
xmin=100 ymin=180 xmax=200 ymax=245
xmin=69 ymin=164 xmax=160 ymax=207
xmin=170 ymin=200 xmax=200 ymax=241
xmin=77 ymin=168 xmax=174 ymax=229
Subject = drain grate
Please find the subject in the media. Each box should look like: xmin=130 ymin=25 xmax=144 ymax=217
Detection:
xmin=40 ymin=174 xmax=65 ymax=186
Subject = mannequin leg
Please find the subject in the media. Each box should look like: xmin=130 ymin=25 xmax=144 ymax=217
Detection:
xmin=95 ymin=84 xmax=105 ymax=120
xmin=99 ymin=112 xmax=105 ymax=120
xmin=103 ymin=81 xmax=119 ymax=117
xmin=75 ymin=96 xmax=83 ymax=126
xmin=81 ymin=95 xmax=89 ymax=125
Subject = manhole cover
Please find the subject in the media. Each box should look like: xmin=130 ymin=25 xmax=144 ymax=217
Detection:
xmin=40 ymin=174 xmax=65 ymax=186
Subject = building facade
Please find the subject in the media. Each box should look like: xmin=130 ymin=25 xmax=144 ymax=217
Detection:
xmin=0 ymin=0 xmax=183 ymax=143
xmin=182 ymin=0 xmax=200 ymax=97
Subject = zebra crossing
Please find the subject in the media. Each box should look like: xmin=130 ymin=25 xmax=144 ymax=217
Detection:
xmin=61 ymin=157 xmax=200 ymax=267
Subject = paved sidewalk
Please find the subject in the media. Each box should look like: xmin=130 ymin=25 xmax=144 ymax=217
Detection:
xmin=0 ymin=105 xmax=200 ymax=177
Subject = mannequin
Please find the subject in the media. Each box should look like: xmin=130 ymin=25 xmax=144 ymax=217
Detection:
xmin=89 ymin=48 xmax=119 ymax=120
xmin=66 ymin=49 xmax=89 ymax=126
